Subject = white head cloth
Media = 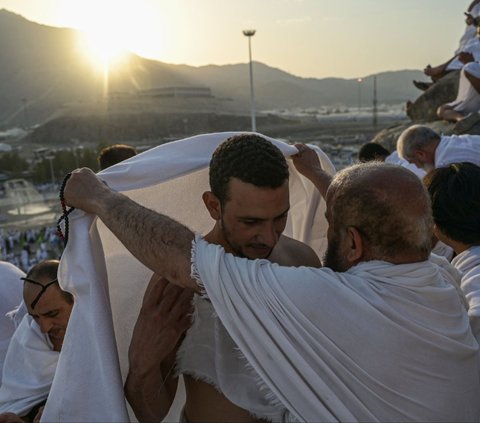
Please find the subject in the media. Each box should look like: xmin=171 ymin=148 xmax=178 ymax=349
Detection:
xmin=0 ymin=315 xmax=57 ymax=416
xmin=41 ymin=132 xmax=335 ymax=422
xmin=0 ymin=261 xmax=25 ymax=385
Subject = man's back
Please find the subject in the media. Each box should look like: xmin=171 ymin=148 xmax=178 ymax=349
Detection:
xmin=436 ymin=134 xmax=480 ymax=167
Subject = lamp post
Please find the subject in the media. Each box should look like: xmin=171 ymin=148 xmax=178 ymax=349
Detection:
xmin=356 ymin=78 xmax=363 ymax=113
xmin=243 ymin=29 xmax=257 ymax=132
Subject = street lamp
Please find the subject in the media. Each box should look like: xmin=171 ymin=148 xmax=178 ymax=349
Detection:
xmin=243 ymin=29 xmax=257 ymax=132
xmin=356 ymin=78 xmax=363 ymax=113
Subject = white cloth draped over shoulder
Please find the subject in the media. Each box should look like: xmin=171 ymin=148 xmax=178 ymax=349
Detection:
xmin=193 ymin=236 xmax=480 ymax=422
xmin=452 ymin=246 xmax=480 ymax=341
xmin=0 ymin=315 xmax=57 ymax=416
xmin=435 ymin=134 xmax=480 ymax=168
xmin=384 ymin=151 xmax=426 ymax=179
xmin=0 ymin=261 xmax=24 ymax=385
xmin=41 ymin=132 xmax=335 ymax=422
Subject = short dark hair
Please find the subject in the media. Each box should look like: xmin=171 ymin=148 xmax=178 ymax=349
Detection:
xmin=209 ymin=134 xmax=289 ymax=204
xmin=424 ymin=162 xmax=480 ymax=245
xmin=26 ymin=259 xmax=74 ymax=305
xmin=358 ymin=143 xmax=390 ymax=162
xmin=98 ymin=144 xmax=137 ymax=170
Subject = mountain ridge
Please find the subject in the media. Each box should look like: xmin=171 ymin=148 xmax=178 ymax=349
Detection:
xmin=0 ymin=9 xmax=423 ymax=128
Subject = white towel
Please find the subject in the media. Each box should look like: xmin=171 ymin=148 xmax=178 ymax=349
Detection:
xmin=42 ymin=132 xmax=335 ymax=422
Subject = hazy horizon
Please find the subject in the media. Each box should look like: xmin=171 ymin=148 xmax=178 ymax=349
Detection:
xmin=0 ymin=0 xmax=469 ymax=80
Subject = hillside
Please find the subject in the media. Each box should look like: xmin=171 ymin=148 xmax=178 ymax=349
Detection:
xmin=0 ymin=9 xmax=423 ymax=129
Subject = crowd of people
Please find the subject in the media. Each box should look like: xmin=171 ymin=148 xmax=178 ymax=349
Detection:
xmin=0 ymin=126 xmax=478 ymax=423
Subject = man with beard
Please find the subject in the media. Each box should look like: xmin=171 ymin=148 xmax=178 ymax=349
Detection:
xmin=397 ymin=124 xmax=480 ymax=172
xmin=0 ymin=260 xmax=73 ymax=423
xmin=64 ymin=144 xmax=480 ymax=421
xmin=125 ymin=135 xmax=321 ymax=422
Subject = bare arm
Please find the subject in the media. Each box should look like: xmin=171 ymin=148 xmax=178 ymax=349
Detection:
xmin=63 ymin=168 xmax=198 ymax=291
xmin=125 ymin=276 xmax=193 ymax=422
xmin=291 ymin=144 xmax=332 ymax=199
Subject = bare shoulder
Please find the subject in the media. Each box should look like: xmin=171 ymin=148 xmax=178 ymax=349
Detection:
xmin=270 ymin=235 xmax=322 ymax=267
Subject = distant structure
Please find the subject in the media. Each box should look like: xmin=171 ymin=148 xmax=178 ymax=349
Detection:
xmin=372 ymin=75 xmax=378 ymax=130
xmin=139 ymin=86 xmax=212 ymax=99
xmin=243 ymin=29 xmax=257 ymax=132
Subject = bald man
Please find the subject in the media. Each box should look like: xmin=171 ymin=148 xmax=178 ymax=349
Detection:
xmin=0 ymin=260 xmax=73 ymax=422
xmin=63 ymin=158 xmax=480 ymax=421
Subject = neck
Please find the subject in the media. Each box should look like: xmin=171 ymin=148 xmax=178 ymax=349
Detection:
xmin=204 ymin=225 xmax=235 ymax=255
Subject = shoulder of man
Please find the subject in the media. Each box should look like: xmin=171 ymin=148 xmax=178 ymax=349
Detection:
xmin=271 ymin=235 xmax=322 ymax=268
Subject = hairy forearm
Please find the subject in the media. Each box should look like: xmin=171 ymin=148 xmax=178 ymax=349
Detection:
xmin=96 ymin=190 xmax=199 ymax=291
xmin=125 ymin=369 xmax=176 ymax=422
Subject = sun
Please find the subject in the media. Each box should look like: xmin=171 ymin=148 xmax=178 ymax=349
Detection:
xmin=61 ymin=0 xmax=136 ymax=73
xmin=61 ymin=0 xmax=171 ymax=74
xmin=78 ymin=30 xmax=128 ymax=72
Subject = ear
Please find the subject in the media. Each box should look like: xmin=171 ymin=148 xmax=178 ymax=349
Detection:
xmin=415 ymin=149 xmax=427 ymax=161
xmin=345 ymin=226 xmax=364 ymax=263
xmin=202 ymin=191 xmax=222 ymax=220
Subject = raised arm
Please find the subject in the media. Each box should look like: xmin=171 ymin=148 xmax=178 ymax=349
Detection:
xmin=125 ymin=276 xmax=193 ymax=422
xmin=291 ymin=144 xmax=332 ymax=199
xmin=63 ymin=168 xmax=198 ymax=291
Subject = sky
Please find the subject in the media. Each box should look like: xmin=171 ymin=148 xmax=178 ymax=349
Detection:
xmin=0 ymin=0 xmax=470 ymax=79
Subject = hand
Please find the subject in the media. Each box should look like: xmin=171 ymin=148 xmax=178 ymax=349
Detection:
xmin=292 ymin=143 xmax=323 ymax=179
xmin=423 ymin=64 xmax=432 ymax=75
xmin=63 ymin=168 xmax=112 ymax=214
xmin=128 ymin=275 xmax=193 ymax=376
xmin=0 ymin=413 xmax=24 ymax=423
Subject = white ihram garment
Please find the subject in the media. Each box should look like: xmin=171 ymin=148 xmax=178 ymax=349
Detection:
xmin=435 ymin=134 xmax=480 ymax=168
xmin=447 ymin=62 xmax=480 ymax=113
xmin=193 ymin=236 xmax=480 ymax=422
xmin=452 ymin=246 xmax=480 ymax=342
xmin=41 ymin=132 xmax=334 ymax=422
xmin=0 ymin=315 xmax=57 ymax=416
xmin=0 ymin=261 xmax=24 ymax=385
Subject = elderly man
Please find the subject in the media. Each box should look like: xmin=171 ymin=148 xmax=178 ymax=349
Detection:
xmin=397 ymin=124 xmax=480 ymax=171
xmin=63 ymin=142 xmax=480 ymax=422
xmin=0 ymin=260 xmax=73 ymax=423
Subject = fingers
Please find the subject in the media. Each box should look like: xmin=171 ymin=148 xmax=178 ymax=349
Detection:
xmin=293 ymin=143 xmax=310 ymax=156
xmin=142 ymin=274 xmax=169 ymax=307
xmin=170 ymin=289 xmax=194 ymax=322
